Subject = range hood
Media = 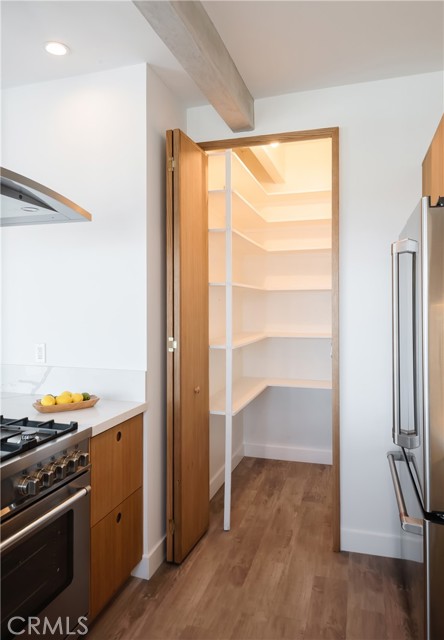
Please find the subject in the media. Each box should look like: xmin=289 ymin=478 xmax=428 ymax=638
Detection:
xmin=0 ymin=167 xmax=92 ymax=227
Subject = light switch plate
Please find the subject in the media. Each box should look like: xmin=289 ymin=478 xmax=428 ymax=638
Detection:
xmin=35 ymin=343 xmax=46 ymax=364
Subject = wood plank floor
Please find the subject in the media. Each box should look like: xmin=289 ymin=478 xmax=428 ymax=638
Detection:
xmin=88 ymin=458 xmax=416 ymax=640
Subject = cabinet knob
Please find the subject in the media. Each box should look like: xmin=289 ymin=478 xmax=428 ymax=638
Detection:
xmin=194 ymin=386 xmax=200 ymax=394
xmin=116 ymin=512 xmax=122 ymax=523
xmin=116 ymin=431 xmax=122 ymax=442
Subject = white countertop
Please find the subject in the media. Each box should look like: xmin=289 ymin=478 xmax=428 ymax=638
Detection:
xmin=0 ymin=394 xmax=147 ymax=437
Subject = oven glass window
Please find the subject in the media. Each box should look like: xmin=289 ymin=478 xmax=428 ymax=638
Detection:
xmin=1 ymin=512 xmax=73 ymax=639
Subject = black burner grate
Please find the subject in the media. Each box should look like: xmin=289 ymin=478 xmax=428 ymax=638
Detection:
xmin=0 ymin=416 xmax=78 ymax=462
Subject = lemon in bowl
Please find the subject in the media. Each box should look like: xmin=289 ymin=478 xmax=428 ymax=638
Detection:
xmin=55 ymin=393 xmax=73 ymax=405
xmin=41 ymin=394 xmax=56 ymax=407
xmin=71 ymin=393 xmax=84 ymax=403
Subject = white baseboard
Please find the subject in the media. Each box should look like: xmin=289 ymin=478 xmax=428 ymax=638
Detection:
xmin=243 ymin=442 xmax=332 ymax=465
xmin=210 ymin=445 xmax=244 ymax=499
xmin=131 ymin=536 xmax=166 ymax=580
xmin=341 ymin=527 xmax=423 ymax=562
xmin=341 ymin=527 xmax=402 ymax=559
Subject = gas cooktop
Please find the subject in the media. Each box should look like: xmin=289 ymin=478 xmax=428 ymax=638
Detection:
xmin=0 ymin=415 xmax=78 ymax=462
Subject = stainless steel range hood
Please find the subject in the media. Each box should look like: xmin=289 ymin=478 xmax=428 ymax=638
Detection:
xmin=0 ymin=167 xmax=92 ymax=227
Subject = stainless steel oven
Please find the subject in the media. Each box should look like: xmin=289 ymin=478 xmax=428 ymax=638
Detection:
xmin=0 ymin=421 xmax=91 ymax=640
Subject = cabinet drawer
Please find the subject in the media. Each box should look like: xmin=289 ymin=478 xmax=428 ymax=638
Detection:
xmin=91 ymin=414 xmax=143 ymax=526
xmin=90 ymin=487 xmax=143 ymax=620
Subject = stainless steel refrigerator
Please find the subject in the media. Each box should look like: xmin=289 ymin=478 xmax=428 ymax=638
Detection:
xmin=388 ymin=196 xmax=444 ymax=640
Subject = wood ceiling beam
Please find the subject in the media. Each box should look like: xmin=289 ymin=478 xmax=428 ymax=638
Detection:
xmin=234 ymin=147 xmax=285 ymax=184
xmin=133 ymin=0 xmax=254 ymax=132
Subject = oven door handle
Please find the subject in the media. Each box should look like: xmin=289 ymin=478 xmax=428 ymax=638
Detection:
xmin=0 ymin=485 xmax=91 ymax=553
xmin=387 ymin=452 xmax=423 ymax=535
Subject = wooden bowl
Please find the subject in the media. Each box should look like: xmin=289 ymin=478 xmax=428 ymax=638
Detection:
xmin=33 ymin=395 xmax=100 ymax=413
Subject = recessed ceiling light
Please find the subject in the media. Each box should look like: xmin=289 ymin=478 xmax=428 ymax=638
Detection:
xmin=45 ymin=41 xmax=70 ymax=56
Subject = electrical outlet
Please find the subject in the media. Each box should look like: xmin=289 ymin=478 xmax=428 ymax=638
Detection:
xmin=35 ymin=343 xmax=46 ymax=364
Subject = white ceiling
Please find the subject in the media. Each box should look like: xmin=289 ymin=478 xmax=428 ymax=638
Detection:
xmin=1 ymin=1 xmax=443 ymax=106
xmin=203 ymin=1 xmax=444 ymax=98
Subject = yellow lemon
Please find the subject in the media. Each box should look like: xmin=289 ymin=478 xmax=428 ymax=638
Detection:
xmin=56 ymin=393 xmax=73 ymax=405
xmin=41 ymin=394 xmax=56 ymax=406
xmin=61 ymin=390 xmax=72 ymax=397
xmin=71 ymin=393 xmax=83 ymax=403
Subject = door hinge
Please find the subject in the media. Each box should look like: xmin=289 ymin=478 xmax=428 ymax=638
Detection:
xmin=168 ymin=519 xmax=175 ymax=535
xmin=168 ymin=337 xmax=177 ymax=353
xmin=168 ymin=157 xmax=176 ymax=172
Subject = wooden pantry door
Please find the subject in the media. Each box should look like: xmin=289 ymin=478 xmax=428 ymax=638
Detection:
xmin=166 ymin=129 xmax=209 ymax=563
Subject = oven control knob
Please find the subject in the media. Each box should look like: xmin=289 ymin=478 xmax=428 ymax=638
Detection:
xmin=17 ymin=476 xmax=40 ymax=496
xmin=40 ymin=469 xmax=55 ymax=488
xmin=66 ymin=454 xmax=80 ymax=473
xmin=53 ymin=461 xmax=68 ymax=480
xmin=78 ymin=452 xmax=89 ymax=467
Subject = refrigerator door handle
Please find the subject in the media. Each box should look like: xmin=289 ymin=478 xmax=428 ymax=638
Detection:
xmin=392 ymin=238 xmax=420 ymax=448
xmin=387 ymin=451 xmax=423 ymax=535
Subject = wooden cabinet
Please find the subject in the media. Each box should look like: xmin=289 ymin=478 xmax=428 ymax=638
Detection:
xmin=208 ymin=147 xmax=332 ymax=528
xmin=90 ymin=488 xmax=142 ymax=618
xmin=90 ymin=415 xmax=143 ymax=526
xmin=90 ymin=414 xmax=143 ymax=620
xmin=423 ymin=115 xmax=444 ymax=205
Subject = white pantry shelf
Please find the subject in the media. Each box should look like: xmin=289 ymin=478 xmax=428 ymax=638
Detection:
xmin=267 ymin=378 xmax=332 ymax=390
xmin=209 ymin=281 xmax=331 ymax=292
xmin=264 ymin=283 xmax=331 ymax=292
xmin=209 ymin=187 xmax=332 ymax=225
xmin=210 ymin=376 xmax=332 ymax=416
xmin=210 ymin=377 xmax=267 ymax=416
xmin=209 ymin=330 xmax=332 ymax=349
xmin=267 ymin=330 xmax=332 ymax=339
xmin=210 ymin=332 xmax=267 ymax=350
xmin=232 ymin=228 xmax=331 ymax=253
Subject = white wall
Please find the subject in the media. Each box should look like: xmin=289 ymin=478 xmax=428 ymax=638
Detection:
xmin=1 ymin=64 xmax=189 ymax=580
xmin=243 ymin=387 xmax=332 ymax=465
xmin=188 ymin=71 xmax=444 ymax=558
xmin=1 ymin=65 xmax=147 ymax=371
